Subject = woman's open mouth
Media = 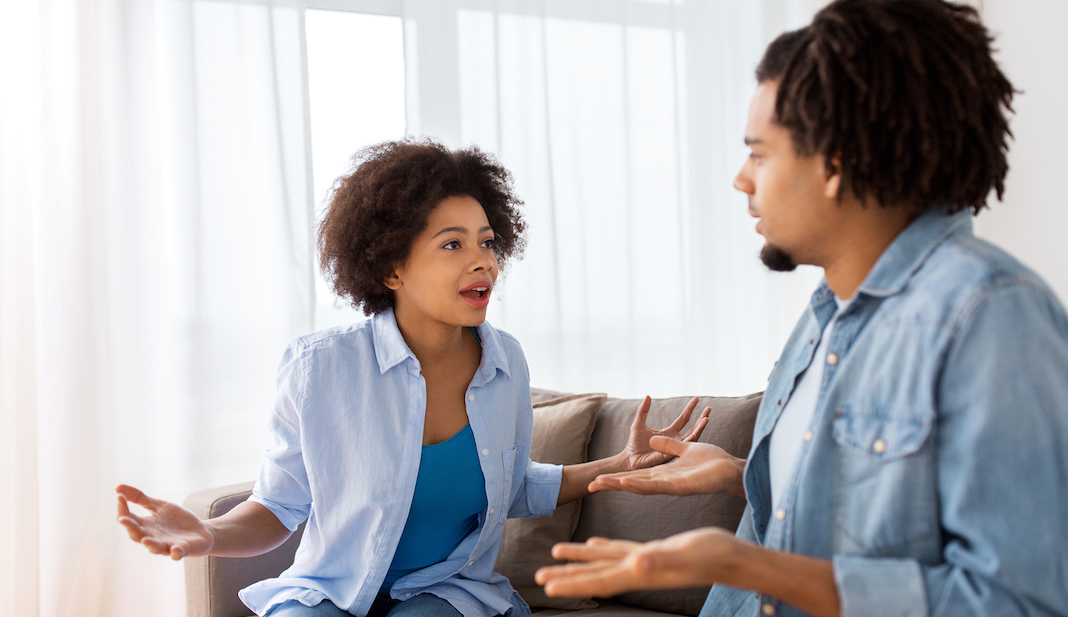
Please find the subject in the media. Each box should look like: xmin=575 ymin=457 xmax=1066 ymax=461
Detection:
xmin=460 ymin=282 xmax=493 ymax=307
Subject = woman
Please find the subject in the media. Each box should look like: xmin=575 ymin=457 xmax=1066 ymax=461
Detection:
xmin=116 ymin=138 xmax=710 ymax=617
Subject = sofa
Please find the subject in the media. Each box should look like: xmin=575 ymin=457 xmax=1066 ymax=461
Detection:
xmin=183 ymin=388 xmax=762 ymax=617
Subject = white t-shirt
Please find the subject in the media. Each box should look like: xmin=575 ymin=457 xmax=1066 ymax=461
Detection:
xmin=769 ymin=296 xmax=851 ymax=509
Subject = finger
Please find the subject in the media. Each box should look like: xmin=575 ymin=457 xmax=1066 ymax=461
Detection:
xmin=631 ymin=396 xmax=652 ymax=429
xmin=681 ymin=413 xmax=710 ymax=443
xmin=541 ymin=563 xmax=633 ymax=598
xmin=666 ymin=397 xmax=700 ymax=433
xmin=649 ymin=435 xmax=686 ymax=458
xmin=116 ymin=484 xmax=160 ymax=511
xmin=551 ymin=540 xmax=635 ymax=562
xmin=117 ymin=494 xmax=133 ymax=518
xmin=615 ymin=476 xmax=678 ymax=496
xmin=169 ymin=542 xmax=188 ymax=561
xmin=142 ymin=537 xmax=171 ymax=556
xmin=117 ymin=515 xmax=146 ymax=542
xmin=535 ymin=560 xmax=616 ymax=585
xmin=589 ymin=471 xmax=661 ymax=494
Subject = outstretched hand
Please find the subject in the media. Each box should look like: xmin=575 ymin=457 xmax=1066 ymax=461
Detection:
xmin=591 ymin=436 xmax=747 ymax=497
xmin=116 ymin=484 xmax=214 ymax=560
xmin=535 ymin=528 xmax=742 ymax=598
xmin=621 ymin=396 xmax=711 ymax=472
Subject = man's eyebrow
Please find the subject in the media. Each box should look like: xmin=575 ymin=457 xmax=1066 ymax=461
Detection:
xmin=744 ymin=137 xmax=764 ymax=146
xmin=431 ymin=225 xmax=494 ymax=238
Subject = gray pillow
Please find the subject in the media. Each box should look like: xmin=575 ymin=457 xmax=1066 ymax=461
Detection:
xmin=572 ymin=393 xmax=761 ymax=617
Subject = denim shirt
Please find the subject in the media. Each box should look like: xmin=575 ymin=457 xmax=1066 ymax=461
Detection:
xmin=701 ymin=208 xmax=1068 ymax=617
xmin=239 ymin=309 xmax=563 ymax=617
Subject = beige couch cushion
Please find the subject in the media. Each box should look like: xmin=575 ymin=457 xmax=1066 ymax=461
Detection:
xmin=572 ymin=393 xmax=761 ymax=617
xmin=496 ymin=393 xmax=607 ymax=610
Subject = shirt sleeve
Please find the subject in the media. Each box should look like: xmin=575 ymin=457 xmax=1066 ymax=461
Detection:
xmin=248 ymin=340 xmax=313 ymax=532
xmin=834 ymin=280 xmax=1068 ymax=616
xmin=507 ymin=459 xmax=563 ymax=520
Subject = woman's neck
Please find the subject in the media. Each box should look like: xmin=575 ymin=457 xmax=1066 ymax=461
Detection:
xmin=393 ymin=306 xmax=471 ymax=367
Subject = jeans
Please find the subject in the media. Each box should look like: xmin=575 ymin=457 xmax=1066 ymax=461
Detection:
xmin=266 ymin=594 xmax=465 ymax=617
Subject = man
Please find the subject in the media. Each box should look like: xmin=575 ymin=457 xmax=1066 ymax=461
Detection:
xmin=534 ymin=1 xmax=1068 ymax=616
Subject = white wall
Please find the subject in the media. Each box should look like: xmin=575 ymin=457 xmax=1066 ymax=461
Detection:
xmin=975 ymin=0 xmax=1068 ymax=304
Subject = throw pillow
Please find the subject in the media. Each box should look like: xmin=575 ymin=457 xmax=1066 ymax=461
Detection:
xmin=494 ymin=392 xmax=606 ymax=610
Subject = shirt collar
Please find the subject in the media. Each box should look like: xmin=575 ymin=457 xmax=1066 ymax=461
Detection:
xmin=371 ymin=308 xmax=512 ymax=380
xmin=856 ymin=205 xmax=973 ymax=298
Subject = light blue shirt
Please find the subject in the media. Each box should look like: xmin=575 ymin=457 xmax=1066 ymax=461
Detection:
xmin=702 ymin=207 xmax=1068 ymax=617
xmin=239 ymin=309 xmax=563 ymax=617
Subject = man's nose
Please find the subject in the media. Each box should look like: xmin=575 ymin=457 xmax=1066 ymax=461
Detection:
xmin=733 ymin=164 xmax=754 ymax=194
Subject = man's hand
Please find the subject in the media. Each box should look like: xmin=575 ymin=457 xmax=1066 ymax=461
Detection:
xmin=535 ymin=528 xmax=743 ymax=598
xmin=621 ymin=396 xmax=711 ymax=471
xmin=116 ymin=484 xmax=215 ymax=560
xmin=591 ymin=436 xmax=747 ymax=497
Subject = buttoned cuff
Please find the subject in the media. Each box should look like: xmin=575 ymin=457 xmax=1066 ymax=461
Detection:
xmin=523 ymin=461 xmax=563 ymax=518
xmin=833 ymin=555 xmax=928 ymax=617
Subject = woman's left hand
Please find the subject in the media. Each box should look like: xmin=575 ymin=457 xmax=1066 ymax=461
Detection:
xmin=622 ymin=396 xmax=711 ymax=470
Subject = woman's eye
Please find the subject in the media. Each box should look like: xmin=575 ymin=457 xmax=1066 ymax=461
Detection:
xmin=443 ymin=240 xmax=460 ymax=250
xmin=481 ymin=238 xmax=495 ymax=248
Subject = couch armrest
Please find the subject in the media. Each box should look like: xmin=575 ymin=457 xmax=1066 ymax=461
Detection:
xmin=183 ymin=482 xmax=306 ymax=617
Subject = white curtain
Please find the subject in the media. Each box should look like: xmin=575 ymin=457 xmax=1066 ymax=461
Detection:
xmin=1 ymin=1 xmax=824 ymax=616
xmin=415 ymin=1 xmax=826 ymax=398
xmin=1 ymin=0 xmax=314 ymax=615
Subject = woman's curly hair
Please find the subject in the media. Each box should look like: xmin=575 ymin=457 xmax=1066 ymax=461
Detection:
xmin=318 ymin=138 xmax=526 ymax=316
xmin=756 ymin=0 xmax=1015 ymax=214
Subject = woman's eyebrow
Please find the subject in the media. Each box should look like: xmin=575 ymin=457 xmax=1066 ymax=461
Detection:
xmin=431 ymin=225 xmax=493 ymax=238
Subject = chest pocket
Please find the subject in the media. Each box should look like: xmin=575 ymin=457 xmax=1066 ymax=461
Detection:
xmin=832 ymin=405 xmax=938 ymax=555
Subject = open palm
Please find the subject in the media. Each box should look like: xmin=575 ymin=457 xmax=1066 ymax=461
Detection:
xmin=594 ymin=437 xmax=746 ymax=497
xmin=116 ymin=484 xmax=214 ymax=560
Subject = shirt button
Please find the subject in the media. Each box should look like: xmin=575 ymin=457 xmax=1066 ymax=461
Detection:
xmin=873 ymin=439 xmax=887 ymax=454
xmin=774 ymin=508 xmax=786 ymax=521
xmin=762 ymin=603 xmax=776 ymax=616
xmin=467 ymin=561 xmax=474 ymax=567
xmin=482 ymin=448 xmax=489 ymax=456
xmin=803 ymin=430 xmax=814 ymax=442
xmin=468 ymin=394 xmax=475 ymax=401
xmin=826 ymin=353 xmax=839 ymax=365
xmin=489 ymin=508 xmax=495 ymax=515
xmin=403 ymin=593 xmax=412 ymax=599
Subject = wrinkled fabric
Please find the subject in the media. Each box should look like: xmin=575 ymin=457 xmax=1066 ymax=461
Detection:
xmin=241 ymin=309 xmax=562 ymax=617
xmin=702 ymin=208 xmax=1068 ymax=617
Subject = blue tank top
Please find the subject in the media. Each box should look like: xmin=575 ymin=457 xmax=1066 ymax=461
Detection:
xmin=382 ymin=423 xmax=488 ymax=590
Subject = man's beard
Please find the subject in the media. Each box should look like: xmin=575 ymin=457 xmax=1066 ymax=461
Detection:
xmin=760 ymin=243 xmax=798 ymax=272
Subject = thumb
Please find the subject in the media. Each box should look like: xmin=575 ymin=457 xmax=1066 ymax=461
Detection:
xmin=649 ymin=435 xmax=686 ymax=457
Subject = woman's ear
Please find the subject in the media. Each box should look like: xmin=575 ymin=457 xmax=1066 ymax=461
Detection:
xmin=384 ymin=269 xmax=401 ymax=291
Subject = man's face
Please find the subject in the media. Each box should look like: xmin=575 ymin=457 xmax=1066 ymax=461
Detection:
xmin=734 ymin=81 xmax=840 ymax=271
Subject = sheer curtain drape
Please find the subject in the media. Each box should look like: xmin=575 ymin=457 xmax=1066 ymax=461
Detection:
xmin=410 ymin=1 xmax=826 ymax=397
xmin=2 ymin=1 xmax=823 ymax=617
xmin=1 ymin=1 xmax=314 ymax=616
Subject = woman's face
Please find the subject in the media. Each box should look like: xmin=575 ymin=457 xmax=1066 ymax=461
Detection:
xmin=386 ymin=195 xmax=499 ymax=330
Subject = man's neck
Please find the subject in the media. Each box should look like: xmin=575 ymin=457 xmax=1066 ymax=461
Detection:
xmin=821 ymin=201 xmax=918 ymax=300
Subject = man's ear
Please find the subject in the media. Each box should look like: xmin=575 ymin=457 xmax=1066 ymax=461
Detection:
xmin=824 ymin=155 xmax=842 ymax=199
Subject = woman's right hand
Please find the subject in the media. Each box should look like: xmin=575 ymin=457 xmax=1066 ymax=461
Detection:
xmin=116 ymin=484 xmax=214 ymax=560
